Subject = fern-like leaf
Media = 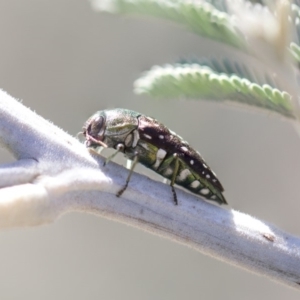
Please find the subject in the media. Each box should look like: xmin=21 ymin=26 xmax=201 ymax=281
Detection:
xmin=135 ymin=64 xmax=294 ymax=118
xmin=179 ymin=57 xmax=283 ymax=89
xmin=91 ymin=0 xmax=245 ymax=48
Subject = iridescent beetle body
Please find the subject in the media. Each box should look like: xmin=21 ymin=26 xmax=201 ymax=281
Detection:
xmin=83 ymin=108 xmax=227 ymax=205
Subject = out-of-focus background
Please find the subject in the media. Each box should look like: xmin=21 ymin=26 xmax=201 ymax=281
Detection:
xmin=0 ymin=0 xmax=299 ymax=299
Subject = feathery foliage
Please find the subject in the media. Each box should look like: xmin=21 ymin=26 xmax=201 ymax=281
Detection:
xmin=91 ymin=0 xmax=300 ymax=119
xmin=93 ymin=0 xmax=245 ymax=48
xmin=135 ymin=64 xmax=293 ymax=118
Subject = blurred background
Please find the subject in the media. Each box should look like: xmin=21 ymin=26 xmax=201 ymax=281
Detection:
xmin=0 ymin=0 xmax=299 ymax=299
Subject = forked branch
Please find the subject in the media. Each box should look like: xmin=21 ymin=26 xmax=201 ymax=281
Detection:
xmin=0 ymin=89 xmax=299 ymax=289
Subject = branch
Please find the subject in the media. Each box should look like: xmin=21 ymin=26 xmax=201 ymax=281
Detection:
xmin=0 ymin=89 xmax=300 ymax=289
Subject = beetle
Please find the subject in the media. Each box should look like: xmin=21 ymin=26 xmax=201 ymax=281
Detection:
xmin=82 ymin=108 xmax=227 ymax=205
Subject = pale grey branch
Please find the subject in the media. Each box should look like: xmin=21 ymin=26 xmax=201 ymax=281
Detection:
xmin=0 ymin=89 xmax=299 ymax=289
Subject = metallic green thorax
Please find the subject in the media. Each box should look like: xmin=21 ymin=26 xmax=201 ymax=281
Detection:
xmin=83 ymin=108 xmax=227 ymax=205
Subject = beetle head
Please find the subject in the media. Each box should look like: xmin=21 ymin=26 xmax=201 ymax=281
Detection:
xmin=83 ymin=109 xmax=139 ymax=149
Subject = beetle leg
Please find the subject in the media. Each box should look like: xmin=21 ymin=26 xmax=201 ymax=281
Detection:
xmin=157 ymin=155 xmax=175 ymax=172
xmin=157 ymin=154 xmax=179 ymax=205
xmin=117 ymin=152 xmax=139 ymax=197
xmin=103 ymin=143 xmax=124 ymax=166
xmin=170 ymin=154 xmax=179 ymax=205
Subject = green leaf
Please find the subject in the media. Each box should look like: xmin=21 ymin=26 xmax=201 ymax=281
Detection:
xmin=93 ymin=0 xmax=245 ymax=48
xmin=179 ymin=57 xmax=284 ymax=89
xmin=135 ymin=64 xmax=294 ymax=118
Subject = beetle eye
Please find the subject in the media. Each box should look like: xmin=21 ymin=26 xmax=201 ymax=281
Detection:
xmin=89 ymin=115 xmax=105 ymax=137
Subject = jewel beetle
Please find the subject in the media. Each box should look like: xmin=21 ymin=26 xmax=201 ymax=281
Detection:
xmin=83 ymin=108 xmax=227 ymax=205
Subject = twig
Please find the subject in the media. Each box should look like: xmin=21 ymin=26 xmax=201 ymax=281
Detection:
xmin=0 ymin=89 xmax=299 ymax=289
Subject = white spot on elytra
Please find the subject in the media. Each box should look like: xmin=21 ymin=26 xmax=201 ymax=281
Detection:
xmin=144 ymin=134 xmax=152 ymax=140
xmin=177 ymin=169 xmax=191 ymax=181
xmin=181 ymin=146 xmax=188 ymax=152
xmin=200 ymin=188 xmax=210 ymax=195
xmin=206 ymin=174 xmax=210 ymax=179
xmin=169 ymin=129 xmax=183 ymax=140
xmin=203 ymin=163 xmax=208 ymax=168
xmin=153 ymin=148 xmax=167 ymax=169
xmin=190 ymin=180 xmax=200 ymax=188
xmin=212 ymin=179 xmax=217 ymax=182
xmin=190 ymin=160 xmax=194 ymax=165
xmin=210 ymin=195 xmax=217 ymax=200
xmin=159 ymin=135 xmax=164 ymax=139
